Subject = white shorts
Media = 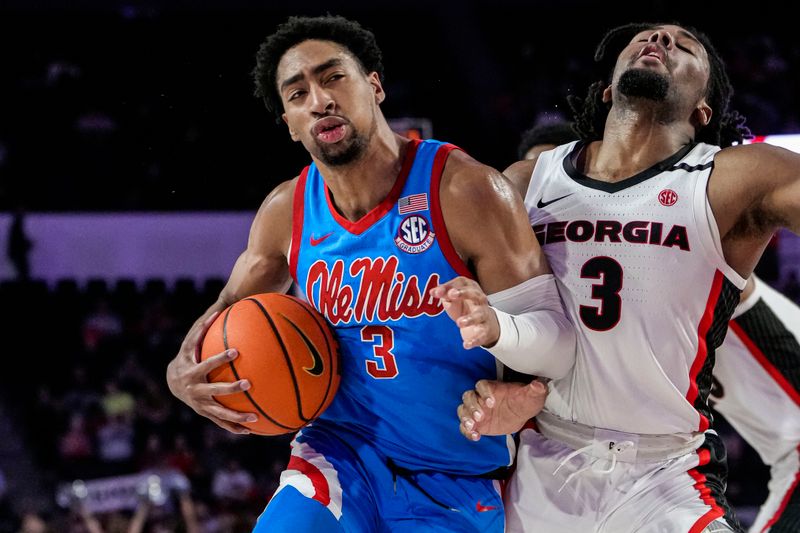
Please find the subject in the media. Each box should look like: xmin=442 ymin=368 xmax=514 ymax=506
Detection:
xmin=504 ymin=415 xmax=742 ymax=533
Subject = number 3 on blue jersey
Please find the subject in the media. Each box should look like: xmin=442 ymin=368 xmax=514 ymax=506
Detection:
xmin=361 ymin=325 xmax=399 ymax=379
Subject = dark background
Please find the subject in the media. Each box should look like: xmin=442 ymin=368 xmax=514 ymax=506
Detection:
xmin=0 ymin=1 xmax=798 ymax=211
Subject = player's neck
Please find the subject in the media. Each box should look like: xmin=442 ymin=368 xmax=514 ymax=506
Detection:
xmin=319 ymin=127 xmax=410 ymax=222
xmin=585 ymin=108 xmax=694 ymax=183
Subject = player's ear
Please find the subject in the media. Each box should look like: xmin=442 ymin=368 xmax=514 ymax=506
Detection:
xmin=282 ymin=114 xmax=300 ymax=142
xmin=368 ymin=71 xmax=385 ymax=105
xmin=692 ymin=99 xmax=712 ymax=128
xmin=602 ymin=85 xmax=612 ymax=104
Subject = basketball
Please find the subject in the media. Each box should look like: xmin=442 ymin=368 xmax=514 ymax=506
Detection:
xmin=200 ymin=293 xmax=340 ymax=435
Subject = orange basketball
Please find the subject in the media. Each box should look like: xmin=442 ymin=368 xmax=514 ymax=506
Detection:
xmin=200 ymin=293 xmax=340 ymax=435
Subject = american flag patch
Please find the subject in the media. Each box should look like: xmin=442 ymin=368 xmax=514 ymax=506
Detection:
xmin=398 ymin=193 xmax=429 ymax=215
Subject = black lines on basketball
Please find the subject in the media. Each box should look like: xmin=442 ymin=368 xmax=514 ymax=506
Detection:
xmin=245 ymin=297 xmax=309 ymax=424
xmin=225 ymin=302 xmax=296 ymax=431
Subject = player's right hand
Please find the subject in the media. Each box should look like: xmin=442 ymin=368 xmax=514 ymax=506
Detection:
xmin=457 ymin=379 xmax=547 ymax=441
xmin=166 ymin=311 xmax=258 ymax=434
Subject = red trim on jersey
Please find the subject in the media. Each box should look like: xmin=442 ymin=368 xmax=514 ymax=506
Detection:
xmin=323 ymin=139 xmax=420 ymax=235
xmin=751 ymin=135 xmax=767 ymax=143
xmin=729 ymin=321 xmax=800 ymax=406
xmin=687 ymin=270 xmax=724 ymax=432
xmin=288 ymin=167 xmax=310 ymax=282
xmin=687 ymin=448 xmax=725 ymax=533
xmin=761 ymin=444 xmax=800 ymax=532
xmin=429 ymin=144 xmax=474 ymax=279
xmin=287 ymin=455 xmax=331 ymax=506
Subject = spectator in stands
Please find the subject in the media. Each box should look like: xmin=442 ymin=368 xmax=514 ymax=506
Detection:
xmin=96 ymin=415 xmax=135 ymax=475
xmin=211 ymin=459 xmax=255 ymax=503
xmin=100 ymin=381 xmax=135 ymax=421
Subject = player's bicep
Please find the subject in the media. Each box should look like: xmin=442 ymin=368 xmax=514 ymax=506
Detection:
xmin=764 ymin=174 xmax=800 ymax=234
xmin=502 ymin=158 xmax=538 ymax=199
xmin=443 ymin=159 xmax=549 ymax=294
xmin=472 ymin=180 xmax=550 ymax=293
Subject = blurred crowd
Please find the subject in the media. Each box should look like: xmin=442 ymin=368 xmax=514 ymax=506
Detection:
xmin=0 ymin=278 xmax=290 ymax=532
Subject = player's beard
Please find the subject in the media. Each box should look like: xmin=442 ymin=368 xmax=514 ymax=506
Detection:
xmin=317 ymin=131 xmax=369 ymax=166
xmin=315 ymin=114 xmax=379 ymax=167
xmin=618 ymin=68 xmax=669 ymax=101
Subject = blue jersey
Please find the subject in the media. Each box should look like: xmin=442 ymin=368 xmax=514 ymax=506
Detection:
xmin=288 ymin=139 xmax=513 ymax=475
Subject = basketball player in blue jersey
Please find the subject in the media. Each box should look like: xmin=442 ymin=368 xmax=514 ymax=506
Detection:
xmin=165 ymin=15 xmax=576 ymax=532
xmin=445 ymin=22 xmax=800 ymax=533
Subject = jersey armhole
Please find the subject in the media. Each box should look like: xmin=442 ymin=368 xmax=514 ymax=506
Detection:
xmin=288 ymin=167 xmax=309 ymax=283
xmin=692 ymin=159 xmax=747 ymax=290
xmin=429 ymin=144 xmax=474 ymax=279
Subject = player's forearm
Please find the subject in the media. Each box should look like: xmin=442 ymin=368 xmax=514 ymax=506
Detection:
xmin=485 ymin=274 xmax=576 ymax=378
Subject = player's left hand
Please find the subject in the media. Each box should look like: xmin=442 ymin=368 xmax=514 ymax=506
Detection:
xmin=457 ymin=379 xmax=547 ymax=441
xmin=431 ymin=277 xmax=500 ymax=349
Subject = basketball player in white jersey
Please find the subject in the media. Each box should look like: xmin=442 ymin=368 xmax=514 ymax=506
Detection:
xmin=440 ymin=22 xmax=800 ymax=532
xmin=714 ymin=276 xmax=800 ymax=532
xmin=516 ymin=122 xmax=800 ymax=532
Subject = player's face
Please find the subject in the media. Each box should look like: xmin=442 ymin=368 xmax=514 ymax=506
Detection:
xmin=610 ymin=25 xmax=711 ymax=114
xmin=277 ymin=39 xmax=385 ymax=166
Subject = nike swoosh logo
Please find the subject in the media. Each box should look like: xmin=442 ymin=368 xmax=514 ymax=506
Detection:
xmin=536 ymin=193 xmax=573 ymax=209
xmin=475 ymin=501 xmax=498 ymax=512
xmin=310 ymin=232 xmax=333 ymax=246
xmin=281 ymin=314 xmax=325 ymax=376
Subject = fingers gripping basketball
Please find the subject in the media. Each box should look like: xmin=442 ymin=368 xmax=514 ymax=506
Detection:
xmin=201 ymin=293 xmax=340 ymax=435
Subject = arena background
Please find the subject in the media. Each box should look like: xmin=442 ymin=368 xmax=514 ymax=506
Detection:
xmin=0 ymin=1 xmax=798 ymax=531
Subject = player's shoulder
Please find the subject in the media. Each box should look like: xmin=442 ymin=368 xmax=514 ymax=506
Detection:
xmin=503 ymin=158 xmax=539 ymax=198
xmin=439 ymin=148 xmax=513 ymax=207
xmin=256 ymin=176 xmax=299 ymax=215
xmin=714 ymin=142 xmax=795 ymax=173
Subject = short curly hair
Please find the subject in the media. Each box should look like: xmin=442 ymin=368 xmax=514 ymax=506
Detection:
xmin=252 ymin=15 xmax=384 ymax=119
xmin=568 ymin=22 xmax=750 ymax=147
xmin=517 ymin=121 xmax=579 ymax=159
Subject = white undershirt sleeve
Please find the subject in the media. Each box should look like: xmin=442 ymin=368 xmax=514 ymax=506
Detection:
xmin=484 ymin=274 xmax=576 ymax=379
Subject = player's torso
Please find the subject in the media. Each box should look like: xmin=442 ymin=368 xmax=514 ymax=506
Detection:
xmin=290 ymin=139 xmax=512 ymax=474
xmin=527 ymin=141 xmax=746 ymax=434
xmin=712 ymin=278 xmax=800 ymax=465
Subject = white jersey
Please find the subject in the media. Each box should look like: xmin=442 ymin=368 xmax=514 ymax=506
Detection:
xmin=526 ymin=141 xmax=747 ymax=435
xmin=714 ymin=276 xmax=800 ymax=465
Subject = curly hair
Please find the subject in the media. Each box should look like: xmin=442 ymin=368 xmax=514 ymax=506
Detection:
xmin=568 ymin=22 xmax=751 ymax=147
xmin=252 ymin=15 xmax=384 ymax=120
xmin=517 ymin=121 xmax=579 ymax=159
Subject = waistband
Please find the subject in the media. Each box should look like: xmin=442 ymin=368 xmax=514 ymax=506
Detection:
xmin=535 ymin=410 xmax=707 ymax=463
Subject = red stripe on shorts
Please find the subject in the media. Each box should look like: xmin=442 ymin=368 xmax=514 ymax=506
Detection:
xmin=287 ymin=455 xmax=331 ymax=506
xmin=687 ymin=448 xmax=725 ymax=533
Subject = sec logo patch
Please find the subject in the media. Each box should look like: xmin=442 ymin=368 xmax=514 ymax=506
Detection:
xmin=395 ymin=215 xmax=435 ymax=254
xmin=658 ymin=189 xmax=678 ymax=206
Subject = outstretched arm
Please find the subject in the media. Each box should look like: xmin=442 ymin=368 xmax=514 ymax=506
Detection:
xmin=710 ymin=143 xmax=800 ymax=277
xmin=431 ymin=150 xmax=575 ymax=378
xmin=166 ymin=178 xmax=295 ymax=434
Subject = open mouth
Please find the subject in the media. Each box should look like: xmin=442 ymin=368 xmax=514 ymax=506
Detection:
xmin=638 ymin=44 xmax=665 ymax=64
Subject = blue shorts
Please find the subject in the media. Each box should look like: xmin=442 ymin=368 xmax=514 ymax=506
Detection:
xmin=253 ymin=422 xmax=505 ymax=532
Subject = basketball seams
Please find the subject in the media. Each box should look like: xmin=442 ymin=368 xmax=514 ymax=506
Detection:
xmin=244 ymin=297 xmax=309 ymax=423
xmin=224 ymin=301 xmax=298 ymax=432
xmin=285 ymin=295 xmax=338 ymax=420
